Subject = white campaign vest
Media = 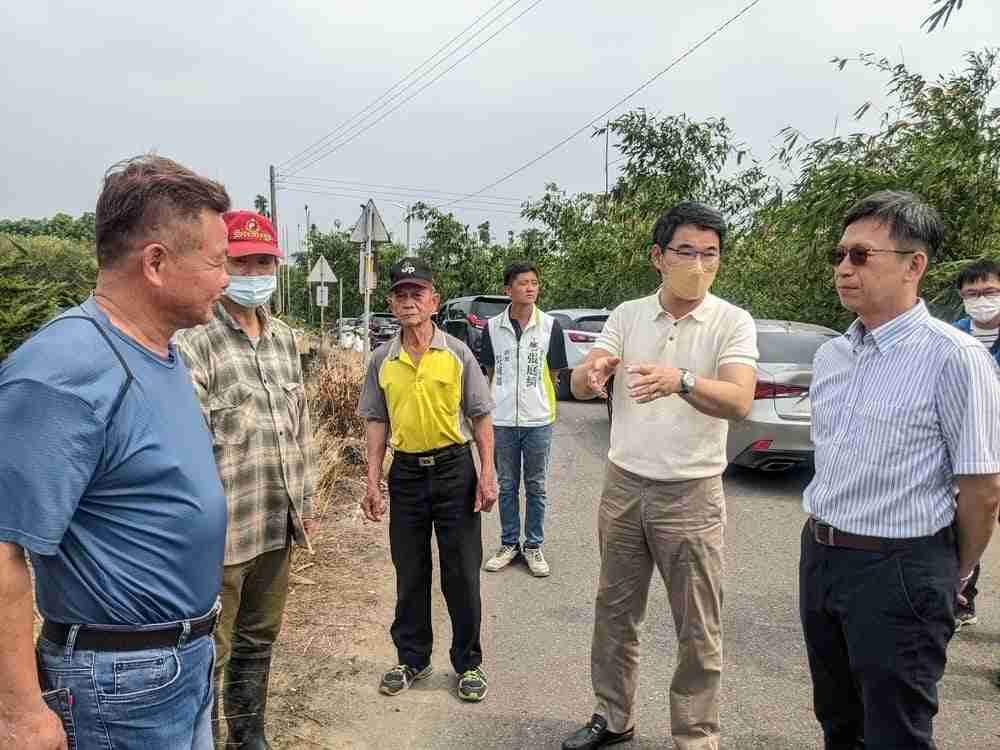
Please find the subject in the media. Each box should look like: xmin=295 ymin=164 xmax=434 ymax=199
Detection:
xmin=488 ymin=306 xmax=558 ymax=427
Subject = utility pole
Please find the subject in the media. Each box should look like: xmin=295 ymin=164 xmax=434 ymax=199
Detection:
xmin=269 ymin=165 xmax=280 ymax=312
xmin=604 ymin=121 xmax=610 ymax=198
xmin=363 ymin=203 xmax=373 ymax=360
xmin=405 ymin=204 xmax=411 ymax=254
xmin=306 ymin=204 xmax=313 ymax=325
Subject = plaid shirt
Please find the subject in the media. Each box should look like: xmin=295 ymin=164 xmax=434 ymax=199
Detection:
xmin=175 ymin=303 xmax=316 ymax=566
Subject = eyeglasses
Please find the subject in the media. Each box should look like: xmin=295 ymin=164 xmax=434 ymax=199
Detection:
xmin=665 ymin=245 xmax=720 ymax=262
xmin=828 ymin=246 xmax=916 ymax=266
xmin=960 ymin=288 xmax=1000 ymax=300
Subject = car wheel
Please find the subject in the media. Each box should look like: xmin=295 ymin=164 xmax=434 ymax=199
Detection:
xmin=556 ymin=370 xmax=573 ymax=401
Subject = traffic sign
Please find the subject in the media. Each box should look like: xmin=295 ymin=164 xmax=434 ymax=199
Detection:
xmin=316 ymin=285 xmax=329 ymax=307
xmin=307 ymin=256 xmax=337 ymax=284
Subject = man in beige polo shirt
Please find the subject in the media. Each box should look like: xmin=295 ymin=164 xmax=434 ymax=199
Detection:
xmin=563 ymin=202 xmax=758 ymax=750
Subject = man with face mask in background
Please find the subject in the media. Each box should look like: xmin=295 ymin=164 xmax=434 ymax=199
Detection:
xmin=951 ymin=259 xmax=1000 ymax=631
xmin=563 ymin=202 xmax=758 ymax=750
xmin=176 ymin=210 xmax=318 ymax=750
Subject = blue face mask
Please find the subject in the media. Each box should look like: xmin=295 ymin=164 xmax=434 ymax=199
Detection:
xmin=225 ymin=275 xmax=277 ymax=308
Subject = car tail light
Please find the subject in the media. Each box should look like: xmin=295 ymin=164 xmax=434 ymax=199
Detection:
xmin=750 ymin=439 xmax=773 ymax=452
xmin=568 ymin=331 xmax=597 ymax=343
xmin=754 ymin=382 xmax=808 ymax=400
xmin=467 ymin=313 xmax=487 ymax=329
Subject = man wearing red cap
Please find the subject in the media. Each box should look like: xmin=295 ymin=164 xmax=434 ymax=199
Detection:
xmin=176 ymin=210 xmax=318 ymax=750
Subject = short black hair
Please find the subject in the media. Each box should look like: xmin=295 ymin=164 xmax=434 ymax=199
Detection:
xmin=652 ymin=202 xmax=727 ymax=252
xmin=843 ymin=190 xmax=944 ymax=260
xmin=503 ymin=261 xmax=540 ymax=287
xmin=955 ymin=258 xmax=1000 ymax=290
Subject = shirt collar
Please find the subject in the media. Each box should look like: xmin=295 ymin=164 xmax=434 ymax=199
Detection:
xmin=388 ymin=324 xmax=448 ymax=360
xmin=846 ymin=299 xmax=929 ymax=353
xmin=648 ymin=290 xmax=718 ymax=323
xmin=215 ymin=301 xmax=273 ymax=337
xmin=502 ymin=304 xmax=537 ymax=331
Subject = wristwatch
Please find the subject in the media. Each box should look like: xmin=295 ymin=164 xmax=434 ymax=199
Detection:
xmin=678 ymin=368 xmax=696 ymax=395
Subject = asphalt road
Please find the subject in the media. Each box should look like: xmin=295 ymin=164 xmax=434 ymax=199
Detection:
xmin=335 ymin=399 xmax=1000 ymax=749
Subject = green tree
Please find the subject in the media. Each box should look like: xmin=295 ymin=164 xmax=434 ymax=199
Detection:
xmin=721 ymin=49 xmax=1000 ymax=328
xmin=0 ymin=235 xmax=97 ymax=359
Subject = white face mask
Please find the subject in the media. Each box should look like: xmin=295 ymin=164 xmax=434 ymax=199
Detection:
xmin=225 ymin=275 xmax=277 ymax=308
xmin=964 ymin=297 xmax=1000 ymax=325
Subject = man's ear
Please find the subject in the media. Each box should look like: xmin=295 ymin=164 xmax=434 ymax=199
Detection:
xmin=140 ymin=243 xmax=168 ymax=287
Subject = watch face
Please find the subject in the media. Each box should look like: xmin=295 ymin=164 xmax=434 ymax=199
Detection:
xmin=682 ymin=371 xmax=696 ymax=389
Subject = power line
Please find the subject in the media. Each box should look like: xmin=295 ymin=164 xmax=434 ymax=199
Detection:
xmin=433 ymin=0 xmax=765 ymax=209
xmin=277 ymin=0 xmax=518 ymax=173
xmin=279 ymin=185 xmax=526 ymax=215
xmin=283 ymin=0 xmax=545 ymax=177
xmin=279 ymin=180 xmax=524 ymax=211
xmin=278 ymin=176 xmax=524 ymax=205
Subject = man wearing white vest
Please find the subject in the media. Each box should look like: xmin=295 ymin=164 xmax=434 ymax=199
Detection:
xmin=479 ymin=261 xmax=568 ymax=577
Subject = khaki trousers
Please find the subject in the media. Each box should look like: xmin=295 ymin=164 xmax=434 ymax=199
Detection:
xmin=213 ymin=543 xmax=292 ymax=688
xmin=591 ymin=461 xmax=725 ymax=750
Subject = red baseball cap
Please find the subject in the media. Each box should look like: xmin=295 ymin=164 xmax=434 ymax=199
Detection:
xmin=223 ymin=210 xmax=283 ymax=258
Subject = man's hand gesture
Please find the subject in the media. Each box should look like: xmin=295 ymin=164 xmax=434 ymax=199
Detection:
xmin=0 ymin=700 xmax=68 ymax=750
xmin=361 ymin=483 xmax=386 ymax=522
xmin=475 ymin=469 xmax=498 ymax=513
xmin=587 ymin=355 xmax=621 ymax=399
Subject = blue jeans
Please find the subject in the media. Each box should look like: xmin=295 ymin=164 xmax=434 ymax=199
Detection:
xmin=494 ymin=423 xmax=553 ymax=548
xmin=36 ymin=624 xmax=215 ymax=750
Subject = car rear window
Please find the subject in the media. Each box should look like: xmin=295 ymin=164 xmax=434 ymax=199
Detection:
xmin=757 ymin=331 xmax=836 ymax=364
xmin=571 ymin=316 xmax=608 ymax=334
xmin=472 ymin=299 xmax=509 ymax=319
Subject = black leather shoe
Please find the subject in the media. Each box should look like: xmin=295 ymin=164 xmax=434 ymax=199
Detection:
xmin=562 ymin=714 xmax=634 ymax=750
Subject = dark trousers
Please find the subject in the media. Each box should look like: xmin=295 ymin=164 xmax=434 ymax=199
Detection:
xmin=799 ymin=521 xmax=958 ymax=750
xmin=388 ymin=445 xmax=483 ymax=674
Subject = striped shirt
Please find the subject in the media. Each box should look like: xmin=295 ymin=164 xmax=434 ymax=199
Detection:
xmin=803 ymin=300 xmax=1000 ymax=538
xmin=176 ymin=303 xmax=317 ymax=566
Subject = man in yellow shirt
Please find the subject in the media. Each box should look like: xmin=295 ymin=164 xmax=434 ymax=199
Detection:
xmin=357 ymin=257 xmax=497 ymax=702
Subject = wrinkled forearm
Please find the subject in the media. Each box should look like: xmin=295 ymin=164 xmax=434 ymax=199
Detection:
xmin=955 ymin=477 xmax=1000 ymax=576
xmin=471 ymin=415 xmax=495 ymax=477
xmin=0 ymin=544 xmax=44 ymax=714
xmin=366 ymin=421 xmax=389 ymax=488
xmin=682 ymin=377 xmax=753 ymax=420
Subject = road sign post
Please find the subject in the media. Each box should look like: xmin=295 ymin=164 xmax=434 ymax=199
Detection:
xmin=308 ymin=258 xmax=337 ymax=359
xmin=350 ymin=200 xmax=391 ymax=364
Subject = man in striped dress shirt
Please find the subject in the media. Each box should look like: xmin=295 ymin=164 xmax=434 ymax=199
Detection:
xmin=800 ymin=191 xmax=1000 ymax=749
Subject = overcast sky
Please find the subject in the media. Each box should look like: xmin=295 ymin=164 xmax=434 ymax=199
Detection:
xmin=1 ymin=1 xmax=996 ymax=249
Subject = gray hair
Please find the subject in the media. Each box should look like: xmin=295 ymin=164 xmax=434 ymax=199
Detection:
xmin=843 ymin=190 xmax=944 ymax=260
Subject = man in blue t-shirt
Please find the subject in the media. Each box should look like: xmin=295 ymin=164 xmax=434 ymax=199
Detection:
xmin=951 ymin=259 xmax=1000 ymax=633
xmin=0 ymin=155 xmax=232 ymax=750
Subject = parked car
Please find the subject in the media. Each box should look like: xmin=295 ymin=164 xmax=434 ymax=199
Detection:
xmin=437 ymin=295 xmax=510 ymax=357
xmin=607 ymin=319 xmax=839 ymax=472
xmin=547 ymin=308 xmax=611 ymax=400
xmin=369 ymin=312 xmax=400 ymax=348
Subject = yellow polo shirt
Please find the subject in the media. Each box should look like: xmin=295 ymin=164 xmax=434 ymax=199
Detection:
xmin=357 ymin=327 xmax=494 ymax=453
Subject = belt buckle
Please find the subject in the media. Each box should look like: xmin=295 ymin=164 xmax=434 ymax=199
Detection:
xmin=813 ymin=520 xmax=835 ymax=546
xmin=418 ymin=456 xmax=435 ymax=467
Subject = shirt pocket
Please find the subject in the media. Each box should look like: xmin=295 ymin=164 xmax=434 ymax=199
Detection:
xmin=209 ymin=382 xmax=254 ymax=446
xmin=850 ymin=401 xmax=924 ymax=467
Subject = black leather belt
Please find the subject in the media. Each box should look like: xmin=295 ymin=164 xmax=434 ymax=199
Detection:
xmin=809 ymin=517 xmax=924 ymax=552
xmin=395 ymin=443 xmax=470 ymax=467
xmin=41 ymin=610 xmax=217 ymax=652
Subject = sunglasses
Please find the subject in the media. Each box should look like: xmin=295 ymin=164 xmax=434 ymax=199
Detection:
xmin=828 ymin=246 xmax=916 ymax=266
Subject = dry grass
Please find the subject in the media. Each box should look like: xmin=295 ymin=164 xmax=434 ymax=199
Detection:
xmin=306 ymin=350 xmax=370 ymax=517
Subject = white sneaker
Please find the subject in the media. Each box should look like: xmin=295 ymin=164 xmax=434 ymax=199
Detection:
xmin=484 ymin=544 xmax=520 ymax=572
xmin=523 ymin=546 xmax=550 ymax=577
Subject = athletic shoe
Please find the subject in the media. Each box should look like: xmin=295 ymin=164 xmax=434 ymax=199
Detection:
xmin=523 ymin=545 xmax=550 ymax=577
xmin=457 ymin=667 xmax=488 ymax=702
xmin=955 ymin=605 xmax=978 ymax=629
xmin=379 ymin=663 xmax=432 ymax=696
xmin=484 ymin=544 xmax=520 ymax=572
